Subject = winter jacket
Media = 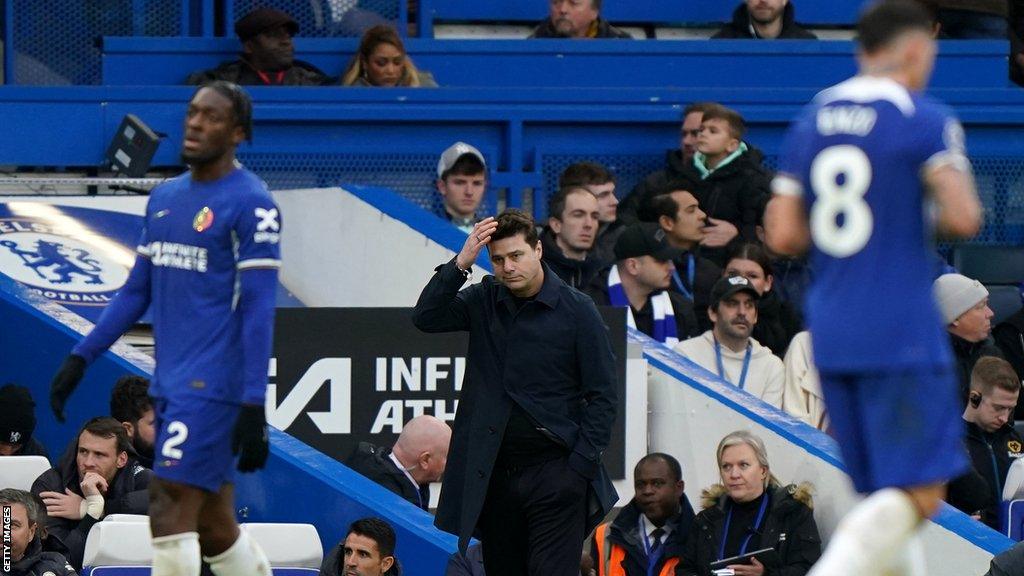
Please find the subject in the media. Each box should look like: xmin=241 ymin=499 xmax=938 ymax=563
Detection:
xmin=345 ymin=442 xmax=431 ymax=510
xmin=13 ymin=436 xmax=50 ymax=462
xmin=530 ymin=17 xmax=633 ymax=39
xmin=951 ymin=333 xmax=1005 ymax=402
xmin=985 ymin=540 xmax=1024 ymax=576
xmin=712 ymin=3 xmax=818 ymax=39
xmin=993 ymin=308 xmax=1024 ymax=419
xmin=30 ymin=441 xmax=152 ymax=570
xmin=770 ymin=257 xmax=812 ymax=316
xmin=781 ymin=332 xmax=828 ymax=431
xmin=185 ymin=56 xmax=330 ymax=86
xmin=677 ymin=483 xmax=821 ymax=576
xmin=541 ymin=227 xmax=607 ymax=290
xmin=592 ymin=220 xmax=628 ymax=266
xmin=960 ymin=420 xmax=1024 ymax=529
xmin=7 ymin=537 xmax=77 ymax=576
xmin=590 ymin=495 xmax=696 ymax=576
xmin=586 ymin=266 xmax=701 ymax=343
xmin=753 ymin=290 xmax=803 ymax=359
xmin=674 ymin=331 xmax=784 ymax=409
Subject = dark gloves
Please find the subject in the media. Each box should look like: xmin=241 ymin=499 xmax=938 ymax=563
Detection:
xmin=50 ymin=354 xmax=87 ymax=423
xmin=232 ymin=403 xmax=269 ymax=472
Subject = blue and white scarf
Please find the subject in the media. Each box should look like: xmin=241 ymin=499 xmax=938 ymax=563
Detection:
xmin=607 ymin=265 xmax=679 ymax=347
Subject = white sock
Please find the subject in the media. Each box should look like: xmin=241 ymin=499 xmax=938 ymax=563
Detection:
xmin=151 ymin=532 xmax=202 ymax=576
xmin=808 ymin=488 xmax=921 ymax=576
xmin=204 ymin=530 xmax=272 ymax=576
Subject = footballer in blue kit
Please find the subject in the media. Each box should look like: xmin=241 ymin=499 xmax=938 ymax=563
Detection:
xmin=50 ymin=82 xmax=279 ymax=576
xmin=766 ymin=2 xmax=983 ymax=575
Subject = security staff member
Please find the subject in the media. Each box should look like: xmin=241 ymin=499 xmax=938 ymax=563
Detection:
xmin=413 ymin=209 xmax=618 ymax=576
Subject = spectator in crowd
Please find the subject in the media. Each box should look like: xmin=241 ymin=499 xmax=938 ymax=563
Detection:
xmin=413 ymin=210 xmax=618 ymax=575
xmin=713 ymin=0 xmax=818 ymax=39
xmin=346 ymin=415 xmax=451 ymax=511
xmin=530 ymin=0 xmax=632 ymax=39
xmin=435 ymin=142 xmax=488 ymax=233
xmin=321 ymin=517 xmax=401 ymax=576
xmin=678 ymin=431 xmax=821 ymax=576
xmin=109 ymin=375 xmax=155 ymax=469
xmin=31 ymin=417 xmax=152 ymax=570
xmin=993 ymin=307 xmax=1024 ymax=418
xmin=186 ymin=8 xmax=329 ymax=86
xmin=724 ymin=243 xmax=803 ymax=358
xmin=754 ymin=220 xmax=813 ymax=316
xmin=985 ymin=539 xmax=1024 ymax=576
xmin=542 ymin=186 xmax=605 ymax=289
xmin=947 ymin=357 xmax=1022 ymax=529
xmin=586 ymin=222 xmax=699 ymax=345
xmin=559 ymin=162 xmax=624 ymax=264
xmin=0 ymin=488 xmax=77 ymax=576
xmin=934 ymin=273 xmax=1003 ymax=398
xmin=936 ymin=0 xmax=1008 ymax=38
xmin=642 ymin=190 xmax=722 ymax=331
xmin=781 ymin=332 xmax=828 ymax=431
xmin=587 ymin=453 xmax=696 ymax=576
xmin=675 ymin=276 xmax=785 ymax=408
xmin=341 ymin=25 xmax=437 ymax=87
xmin=620 ymin=102 xmax=714 ymax=224
xmin=0 ymin=383 xmax=49 ymax=460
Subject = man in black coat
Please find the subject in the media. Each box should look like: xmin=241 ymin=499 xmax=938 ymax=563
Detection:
xmin=0 ymin=383 xmax=50 ymax=461
xmin=541 ymin=186 xmax=606 ymax=289
xmin=31 ymin=417 xmax=152 ymax=571
xmin=346 ymin=414 xmax=451 ymax=511
xmin=0 ymin=488 xmax=78 ymax=576
xmin=713 ymin=0 xmax=818 ymax=39
xmin=413 ymin=209 xmax=618 ymax=576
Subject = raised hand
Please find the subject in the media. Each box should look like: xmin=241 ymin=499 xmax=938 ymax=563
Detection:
xmin=456 ymin=217 xmax=499 ymax=271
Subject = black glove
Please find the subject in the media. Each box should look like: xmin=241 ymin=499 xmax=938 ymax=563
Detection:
xmin=50 ymin=354 xmax=87 ymax=423
xmin=232 ymin=404 xmax=269 ymax=472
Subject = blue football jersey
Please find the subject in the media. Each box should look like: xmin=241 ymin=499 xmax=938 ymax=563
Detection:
xmin=774 ymin=76 xmax=967 ymax=372
xmin=136 ymin=167 xmax=281 ymax=402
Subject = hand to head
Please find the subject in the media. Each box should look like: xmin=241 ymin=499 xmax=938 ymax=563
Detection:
xmin=456 ymin=217 xmax=498 ymax=271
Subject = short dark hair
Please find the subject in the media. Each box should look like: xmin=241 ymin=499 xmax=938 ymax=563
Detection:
xmin=972 ymin=356 xmax=1021 ymax=395
xmin=194 ymin=81 xmax=254 ymax=142
xmin=635 ymin=452 xmax=682 ymax=483
xmin=110 ymin=375 xmax=152 ymax=424
xmin=726 ymin=242 xmax=773 ymax=278
xmin=683 ymin=102 xmax=715 ymax=119
xmin=79 ymin=416 xmax=132 ymax=455
xmin=442 ymin=154 xmax=487 ymax=181
xmin=591 ymin=0 xmax=602 ymax=10
xmin=701 ymin=104 xmax=746 ymax=140
xmin=559 ymin=162 xmax=615 ymax=190
xmin=491 ymin=209 xmax=539 ymax=248
xmin=857 ymin=0 xmax=934 ymax=53
xmin=0 ymin=488 xmax=42 ymax=527
xmin=547 ymin=186 xmax=593 ymax=222
xmin=348 ymin=517 xmax=397 ymax=559
xmin=640 ymin=190 xmax=693 ymax=224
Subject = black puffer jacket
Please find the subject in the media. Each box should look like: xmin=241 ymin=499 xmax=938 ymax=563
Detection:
xmin=540 ymin=227 xmax=606 ymax=290
xmin=712 ymin=3 xmax=818 ymax=39
xmin=753 ymin=290 xmax=804 ymax=359
xmin=951 ymin=334 xmax=1004 ymax=402
xmin=8 ymin=537 xmax=77 ymax=576
xmin=993 ymin=308 xmax=1024 ymax=419
xmin=677 ymin=483 xmax=821 ymax=576
xmin=185 ymin=57 xmax=330 ymax=86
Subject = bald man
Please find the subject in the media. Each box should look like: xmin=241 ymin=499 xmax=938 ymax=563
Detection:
xmin=346 ymin=415 xmax=452 ymax=510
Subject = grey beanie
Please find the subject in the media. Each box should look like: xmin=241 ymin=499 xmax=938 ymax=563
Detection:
xmin=933 ymin=273 xmax=989 ymax=325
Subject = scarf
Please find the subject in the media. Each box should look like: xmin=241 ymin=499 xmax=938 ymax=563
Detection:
xmin=608 ymin=265 xmax=678 ymax=346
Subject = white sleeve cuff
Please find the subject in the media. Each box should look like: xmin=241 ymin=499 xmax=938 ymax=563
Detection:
xmin=771 ymin=174 xmax=804 ymax=197
xmin=237 ymin=258 xmax=282 ymax=271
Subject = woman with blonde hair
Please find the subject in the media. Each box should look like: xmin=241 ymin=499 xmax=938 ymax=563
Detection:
xmin=340 ymin=25 xmax=436 ymax=87
xmin=679 ymin=430 xmax=821 ymax=576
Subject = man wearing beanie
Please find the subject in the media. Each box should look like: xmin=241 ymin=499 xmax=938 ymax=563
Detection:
xmin=0 ymin=383 xmax=50 ymax=461
xmin=185 ymin=8 xmax=329 ymax=86
xmin=933 ymin=273 xmax=1003 ymax=398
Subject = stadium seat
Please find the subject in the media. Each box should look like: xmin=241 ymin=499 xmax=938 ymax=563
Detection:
xmin=953 ymin=245 xmax=1024 ymax=285
xmin=102 ymin=514 xmax=148 ymax=523
xmin=1002 ymin=499 xmax=1024 ymax=541
xmin=0 ymin=455 xmax=50 ymax=491
xmin=985 ymin=284 xmax=1023 ymax=325
xmin=81 ymin=520 xmax=153 ymax=575
xmin=242 ymin=522 xmax=324 ymax=569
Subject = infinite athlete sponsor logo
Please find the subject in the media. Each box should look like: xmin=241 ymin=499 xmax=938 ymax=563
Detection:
xmin=0 ymin=219 xmax=130 ymax=304
xmin=144 ymin=241 xmax=209 ymax=272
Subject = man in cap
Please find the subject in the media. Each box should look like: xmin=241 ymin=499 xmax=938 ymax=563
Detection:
xmin=0 ymin=383 xmax=49 ymax=460
xmin=934 ymin=272 xmax=1003 ymax=398
xmin=186 ymin=8 xmax=329 ymax=85
xmin=674 ymin=276 xmax=784 ymax=408
xmin=435 ymin=142 xmax=488 ymax=233
xmin=586 ymin=222 xmax=699 ymax=346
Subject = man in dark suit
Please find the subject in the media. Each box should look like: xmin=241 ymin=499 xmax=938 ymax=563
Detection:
xmin=345 ymin=414 xmax=451 ymax=511
xmin=413 ymin=209 xmax=618 ymax=576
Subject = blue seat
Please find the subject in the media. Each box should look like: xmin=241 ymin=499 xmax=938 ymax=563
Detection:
xmin=1001 ymin=499 xmax=1024 ymax=541
xmin=953 ymin=245 xmax=1024 ymax=285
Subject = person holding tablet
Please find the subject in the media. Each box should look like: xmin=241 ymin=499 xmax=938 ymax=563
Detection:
xmin=678 ymin=431 xmax=821 ymax=576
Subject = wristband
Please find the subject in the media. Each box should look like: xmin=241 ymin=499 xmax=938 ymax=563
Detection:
xmin=85 ymin=494 xmax=105 ymax=520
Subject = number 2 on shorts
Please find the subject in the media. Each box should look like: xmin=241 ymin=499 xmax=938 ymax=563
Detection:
xmin=161 ymin=421 xmax=189 ymax=460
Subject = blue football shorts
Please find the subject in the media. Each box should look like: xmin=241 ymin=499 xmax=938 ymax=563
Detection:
xmin=152 ymin=396 xmax=241 ymax=492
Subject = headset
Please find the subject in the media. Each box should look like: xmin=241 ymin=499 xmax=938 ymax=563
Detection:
xmin=969 ymin=391 xmax=982 ymax=409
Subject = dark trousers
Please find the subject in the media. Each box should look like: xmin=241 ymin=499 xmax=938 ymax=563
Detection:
xmin=478 ymin=456 xmax=588 ymax=576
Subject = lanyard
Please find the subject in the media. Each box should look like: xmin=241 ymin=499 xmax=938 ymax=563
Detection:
xmin=256 ymin=70 xmax=285 ymax=85
xmin=714 ymin=337 xmax=753 ymax=390
xmin=671 ymin=254 xmax=696 ymax=301
xmin=639 ymin=517 xmax=666 ymax=576
xmin=987 ymin=440 xmax=1003 ymax=500
xmin=718 ymin=493 xmax=770 ymax=562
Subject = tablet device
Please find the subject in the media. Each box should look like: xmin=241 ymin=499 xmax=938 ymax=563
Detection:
xmin=709 ymin=547 xmax=780 ymax=571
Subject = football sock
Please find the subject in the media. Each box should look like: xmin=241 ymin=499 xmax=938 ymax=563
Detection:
xmin=204 ymin=529 xmax=272 ymax=576
xmin=151 ymin=531 xmax=201 ymax=576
